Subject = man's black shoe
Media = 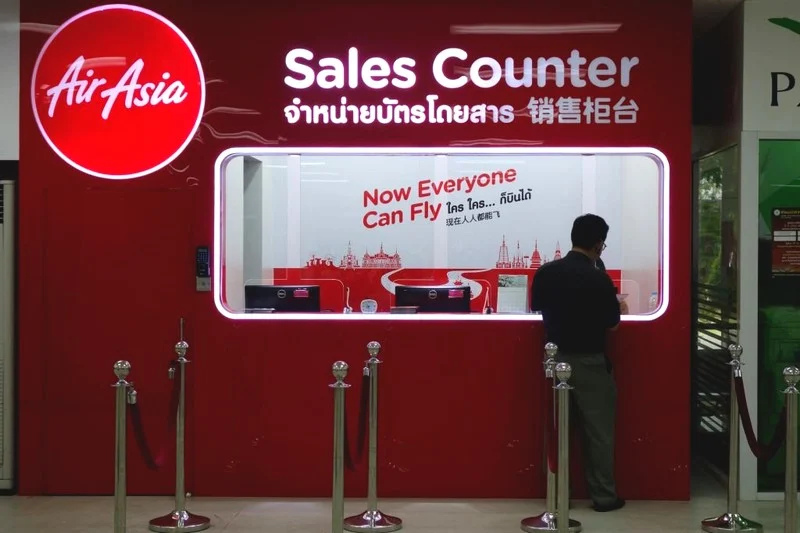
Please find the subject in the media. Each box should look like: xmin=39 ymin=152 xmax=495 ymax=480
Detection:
xmin=593 ymin=498 xmax=625 ymax=512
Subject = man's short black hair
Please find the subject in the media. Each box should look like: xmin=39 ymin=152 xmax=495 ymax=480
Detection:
xmin=571 ymin=214 xmax=609 ymax=250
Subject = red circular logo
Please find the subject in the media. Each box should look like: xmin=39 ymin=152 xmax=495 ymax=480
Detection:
xmin=31 ymin=4 xmax=205 ymax=180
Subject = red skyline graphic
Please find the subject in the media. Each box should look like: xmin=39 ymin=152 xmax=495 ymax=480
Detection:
xmin=340 ymin=241 xmax=360 ymax=268
xmin=305 ymin=236 xmax=560 ymax=271
xmin=306 ymin=241 xmax=402 ymax=269
xmin=361 ymin=242 xmax=402 ymax=269
xmin=496 ymin=235 xmax=561 ymax=269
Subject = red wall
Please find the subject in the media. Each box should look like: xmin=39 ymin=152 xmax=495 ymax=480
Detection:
xmin=18 ymin=0 xmax=693 ymax=498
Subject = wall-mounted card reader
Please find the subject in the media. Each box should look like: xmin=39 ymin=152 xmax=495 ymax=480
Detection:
xmin=196 ymin=246 xmax=211 ymax=292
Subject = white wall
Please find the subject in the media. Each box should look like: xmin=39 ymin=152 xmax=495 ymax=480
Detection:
xmin=592 ymin=154 xmax=660 ymax=314
xmin=243 ymin=157 xmax=263 ymax=285
xmin=227 ymin=156 xmax=292 ymax=306
xmin=743 ymin=0 xmax=800 ymax=132
xmin=592 ymin=155 xmax=624 ymax=269
xmin=620 ymin=156 xmax=660 ymax=314
xmin=0 ymin=0 xmax=19 ymax=160
xmin=225 ymin=157 xmax=244 ymax=311
xmin=259 ymin=156 xmax=290 ymax=281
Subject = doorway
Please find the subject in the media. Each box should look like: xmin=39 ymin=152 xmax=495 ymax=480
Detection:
xmin=691 ymin=146 xmax=741 ymax=477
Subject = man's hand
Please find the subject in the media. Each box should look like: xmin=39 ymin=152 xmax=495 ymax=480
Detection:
xmin=619 ymin=300 xmax=630 ymax=315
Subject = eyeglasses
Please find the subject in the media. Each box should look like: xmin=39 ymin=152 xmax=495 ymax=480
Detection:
xmin=600 ymin=242 xmax=607 ymax=251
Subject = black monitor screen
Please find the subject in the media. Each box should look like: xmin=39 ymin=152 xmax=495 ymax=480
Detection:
xmin=394 ymin=285 xmax=472 ymax=313
xmin=244 ymin=285 xmax=321 ymax=313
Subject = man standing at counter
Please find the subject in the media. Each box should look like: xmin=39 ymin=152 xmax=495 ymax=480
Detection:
xmin=530 ymin=214 xmax=627 ymax=512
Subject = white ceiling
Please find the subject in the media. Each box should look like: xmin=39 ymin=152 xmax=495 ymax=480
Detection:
xmin=694 ymin=0 xmax=744 ymax=35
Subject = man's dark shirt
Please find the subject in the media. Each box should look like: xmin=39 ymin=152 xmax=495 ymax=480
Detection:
xmin=531 ymin=251 xmax=620 ymax=354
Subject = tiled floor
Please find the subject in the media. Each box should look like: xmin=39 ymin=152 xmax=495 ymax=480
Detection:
xmin=0 ymin=472 xmax=789 ymax=533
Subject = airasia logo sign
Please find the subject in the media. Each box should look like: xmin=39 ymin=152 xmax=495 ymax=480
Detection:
xmin=48 ymin=57 xmax=189 ymax=121
xmin=31 ymin=5 xmax=205 ymax=180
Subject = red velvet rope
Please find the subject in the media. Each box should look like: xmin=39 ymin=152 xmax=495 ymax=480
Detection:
xmin=127 ymin=360 xmax=182 ymax=471
xmin=128 ymin=400 xmax=158 ymax=470
xmin=356 ymin=372 xmax=370 ymax=464
xmin=545 ymin=377 xmax=558 ymax=473
xmin=733 ymin=375 xmax=787 ymax=462
xmin=339 ymin=372 xmax=367 ymax=472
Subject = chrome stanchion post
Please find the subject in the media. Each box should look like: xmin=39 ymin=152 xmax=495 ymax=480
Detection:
xmin=520 ymin=343 xmax=558 ymax=532
xmin=344 ymin=341 xmax=402 ymax=532
xmin=554 ymin=363 xmax=580 ymax=533
xmin=783 ymin=366 xmax=799 ymax=533
xmin=149 ymin=319 xmax=211 ymax=533
xmin=331 ymin=362 xmax=351 ymax=533
xmin=701 ymin=344 xmax=762 ymax=533
xmin=114 ymin=360 xmax=134 ymax=533
xmin=521 ymin=343 xmax=579 ymax=533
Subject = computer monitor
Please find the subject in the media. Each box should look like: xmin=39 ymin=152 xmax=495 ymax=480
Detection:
xmin=394 ymin=285 xmax=472 ymax=313
xmin=244 ymin=285 xmax=321 ymax=313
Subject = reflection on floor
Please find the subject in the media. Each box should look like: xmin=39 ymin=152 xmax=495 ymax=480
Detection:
xmin=0 ymin=470 xmax=788 ymax=533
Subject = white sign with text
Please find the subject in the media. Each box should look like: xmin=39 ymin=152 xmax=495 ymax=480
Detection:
xmin=744 ymin=1 xmax=800 ymax=131
xmin=282 ymin=47 xmax=642 ymax=126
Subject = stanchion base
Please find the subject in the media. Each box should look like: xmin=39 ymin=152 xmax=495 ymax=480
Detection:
xmin=701 ymin=512 xmax=763 ymax=533
xmin=343 ymin=510 xmax=402 ymax=532
xmin=149 ymin=510 xmax=211 ymax=533
xmin=521 ymin=513 xmax=582 ymax=533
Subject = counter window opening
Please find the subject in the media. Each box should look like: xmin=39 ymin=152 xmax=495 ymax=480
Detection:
xmin=213 ymin=147 xmax=669 ymax=322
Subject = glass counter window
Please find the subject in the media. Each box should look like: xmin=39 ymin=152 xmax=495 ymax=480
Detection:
xmin=214 ymin=148 xmax=668 ymax=321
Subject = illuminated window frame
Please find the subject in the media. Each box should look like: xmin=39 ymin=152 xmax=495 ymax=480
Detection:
xmin=213 ymin=146 xmax=670 ymax=322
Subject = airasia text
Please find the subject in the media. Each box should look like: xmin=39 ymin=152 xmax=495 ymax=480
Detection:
xmin=46 ymin=56 xmax=189 ymax=120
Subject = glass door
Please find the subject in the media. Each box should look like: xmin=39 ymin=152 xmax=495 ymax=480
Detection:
xmin=691 ymin=146 xmax=740 ymax=474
